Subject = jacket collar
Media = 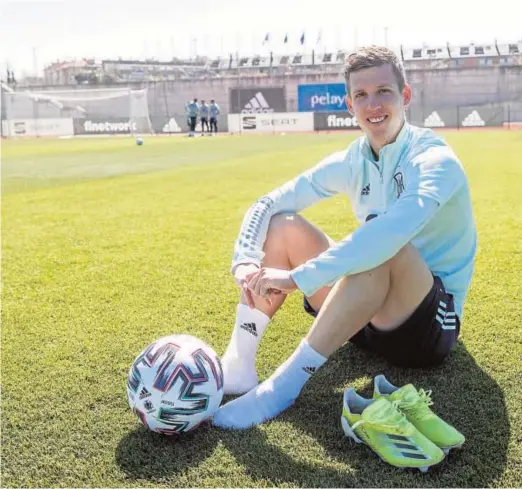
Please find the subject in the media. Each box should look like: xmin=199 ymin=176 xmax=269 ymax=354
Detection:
xmin=361 ymin=121 xmax=411 ymax=165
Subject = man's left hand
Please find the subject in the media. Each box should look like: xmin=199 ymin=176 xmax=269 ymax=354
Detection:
xmin=245 ymin=267 xmax=298 ymax=298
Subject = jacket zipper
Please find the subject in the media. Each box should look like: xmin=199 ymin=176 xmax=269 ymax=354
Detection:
xmin=371 ymin=160 xmax=384 ymax=211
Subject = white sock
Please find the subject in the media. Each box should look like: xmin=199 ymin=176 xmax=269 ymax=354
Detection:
xmin=221 ymin=304 xmax=270 ymax=394
xmin=213 ymin=339 xmax=327 ymax=429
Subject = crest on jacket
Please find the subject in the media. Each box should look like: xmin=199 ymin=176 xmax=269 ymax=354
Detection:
xmin=393 ymin=172 xmax=405 ymax=198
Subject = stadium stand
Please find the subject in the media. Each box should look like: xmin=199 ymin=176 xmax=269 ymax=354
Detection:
xmin=17 ymin=40 xmax=519 ymax=86
xmin=2 ymin=39 xmax=521 ymax=136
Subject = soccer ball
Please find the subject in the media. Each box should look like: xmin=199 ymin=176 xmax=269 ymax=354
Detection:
xmin=127 ymin=334 xmax=224 ymax=435
xmin=136 ymin=138 xmax=143 ymax=146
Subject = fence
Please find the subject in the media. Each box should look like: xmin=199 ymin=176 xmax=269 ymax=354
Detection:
xmin=1 ymin=79 xmax=521 ymax=137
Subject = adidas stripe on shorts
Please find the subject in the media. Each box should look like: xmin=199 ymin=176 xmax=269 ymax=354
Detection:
xmin=303 ymin=276 xmax=460 ymax=368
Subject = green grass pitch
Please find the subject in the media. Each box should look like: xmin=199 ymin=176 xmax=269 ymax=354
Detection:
xmin=2 ymin=131 xmax=521 ymax=487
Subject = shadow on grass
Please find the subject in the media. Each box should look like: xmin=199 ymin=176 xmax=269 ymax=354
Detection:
xmin=116 ymin=341 xmax=509 ymax=487
xmin=115 ymin=422 xmax=219 ymax=483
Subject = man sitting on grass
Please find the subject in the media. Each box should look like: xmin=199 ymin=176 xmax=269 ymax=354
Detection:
xmin=213 ymin=45 xmax=477 ymax=430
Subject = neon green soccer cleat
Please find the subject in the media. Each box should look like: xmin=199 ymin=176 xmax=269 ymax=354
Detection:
xmin=373 ymin=375 xmax=465 ymax=454
xmin=341 ymin=388 xmax=445 ymax=472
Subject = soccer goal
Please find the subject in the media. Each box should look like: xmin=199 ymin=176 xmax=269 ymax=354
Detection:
xmin=1 ymin=85 xmax=154 ymax=137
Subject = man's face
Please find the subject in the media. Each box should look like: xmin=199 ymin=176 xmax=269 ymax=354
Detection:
xmin=347 ymin=63 xmax=411 ymax=152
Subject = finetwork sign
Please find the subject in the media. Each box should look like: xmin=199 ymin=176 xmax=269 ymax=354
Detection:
xmin=424 ymin=111 xmax=445 ymax=127
xmin=462 ymin=110 xmax=485 ymax=127
xmin=298 ymin=83 xmax=348 ymax=112
xmin=326 ymin=114 xmax=359 ymax=128
xmin=313 ymin=112 xmax=360 ymax=131
xmin=84 ymin=120 xmax=137 ymax=133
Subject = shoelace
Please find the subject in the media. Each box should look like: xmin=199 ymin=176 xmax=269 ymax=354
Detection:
xmin=397 ymin=389 xmax=435 ymax=421
xmin=352 ymin=400 xmax=411 ymax=435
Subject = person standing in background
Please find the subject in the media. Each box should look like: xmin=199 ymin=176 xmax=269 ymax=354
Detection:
xmin=186 ymin=98 xmax=199 ymax=137
xmin=209 ymin=100 xmax=220 ymax=135
xmin=200 ymin=100 xmax=210 ymax=134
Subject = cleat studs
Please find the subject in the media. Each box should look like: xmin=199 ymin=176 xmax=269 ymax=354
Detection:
xmin=419 ymin=466 xmax=429 ymax=473
xmin=340 ymin=417 xmax=362 ymax=443
xmin=442 ymin=444 xmax=463 ymax=456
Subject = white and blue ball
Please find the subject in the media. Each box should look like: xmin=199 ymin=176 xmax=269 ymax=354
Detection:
xmin=127 ymin=334 xmax=224 ymax=435
xmin=136 ymin=138 xmax=144 ymax=146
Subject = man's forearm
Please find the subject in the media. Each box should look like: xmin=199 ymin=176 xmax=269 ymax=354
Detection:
xmin=291 ymin=195 xmax=439 ymax=296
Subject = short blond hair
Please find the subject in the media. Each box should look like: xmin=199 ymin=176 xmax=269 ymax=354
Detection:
xmin=344 ymin=46 xmax=406 ymax=96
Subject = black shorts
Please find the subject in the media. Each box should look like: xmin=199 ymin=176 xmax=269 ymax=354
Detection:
xmin=189 ymin=116 xmax=197 ymax=131
xmin=303 ymin=276 xmax=460 ymax=368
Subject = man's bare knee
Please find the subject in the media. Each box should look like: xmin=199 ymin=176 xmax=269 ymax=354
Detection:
xmin=267 ymin=213 xmax=306 ymax=236
xmin=266 ymin=213 xmax=332 ymax=261
xmin=263 ymin=213 xmax=312 ymax=267
xmin=264 ymin=213 xmax=299 ymax=253
xmin=267 ymin=212 xmax=295 ymax=229
xmin=263 ymin=213 xmax=334 ymax=303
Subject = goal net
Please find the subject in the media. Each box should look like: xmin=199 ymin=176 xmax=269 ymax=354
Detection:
xmin=1 ymin=86 xmax=154 ymax=137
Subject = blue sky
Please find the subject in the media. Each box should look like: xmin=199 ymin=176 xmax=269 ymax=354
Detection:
xmin=1 ymin=0 xmax=521 ymax=77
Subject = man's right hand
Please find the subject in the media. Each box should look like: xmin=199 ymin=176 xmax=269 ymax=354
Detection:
xmin=234 ymin=263 xmax=261 ymax=309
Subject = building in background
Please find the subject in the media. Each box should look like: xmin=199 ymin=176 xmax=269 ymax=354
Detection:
xmin=2 ymin=39 xmax=521 ymax=137
xmin=4 ymin=40 xmax=519 ymax=88
xmin=42 ymin=59 xmax=102 ymax=85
